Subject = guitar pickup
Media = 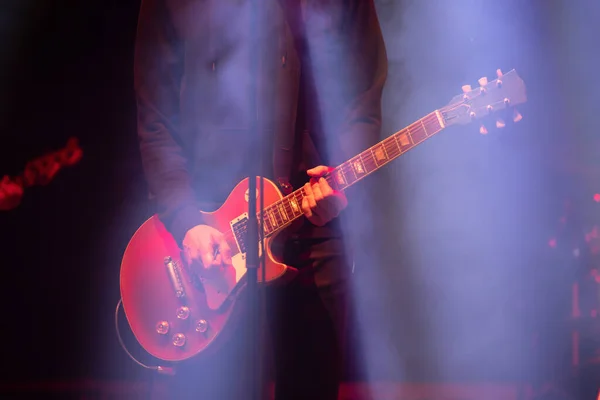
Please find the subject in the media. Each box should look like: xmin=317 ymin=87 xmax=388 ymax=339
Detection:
xmin=164 ymin=256 xmax=185 ymax=298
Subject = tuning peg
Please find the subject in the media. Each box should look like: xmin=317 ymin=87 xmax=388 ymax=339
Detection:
xmin=479 ymin=125 xmax=488 ymax=135
xmin=478 ymin=76 xmax=488 ymax=86
xmin=496 ymin=118 xmax=506 ymax=129
xmin=462 ymin=84 xmax=472 ymax=93
xmin=513 ymin=109 xmax=523 ymax=123
xmin=496 ymin=69 xmax=504 ymax=87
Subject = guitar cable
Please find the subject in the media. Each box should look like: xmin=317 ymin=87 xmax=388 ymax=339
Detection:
xmin=114 ymin=298 xmax=175 ymax=375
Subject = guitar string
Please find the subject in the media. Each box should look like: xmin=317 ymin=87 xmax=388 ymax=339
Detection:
xmin=217 ymin=114 xmax=441 ymax=245
xmin=219 ymin=82 xmax=517 ymax=242
xmin=192 ymin=84 xmax=514 ymax=254
xmin=216 ymin=114 xmax=442 ymax=248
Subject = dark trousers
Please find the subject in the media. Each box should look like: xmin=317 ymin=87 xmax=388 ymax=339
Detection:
xmin=163 ymin=237 xmax=350 ymax=400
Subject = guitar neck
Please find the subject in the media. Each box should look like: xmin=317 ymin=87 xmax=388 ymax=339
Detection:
xmin=327 ymin=110 xmax=446 ymax=190
xmin=259 ymin=110 xmax=447 ymax=236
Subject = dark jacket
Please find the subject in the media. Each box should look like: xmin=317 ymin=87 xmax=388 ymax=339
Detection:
xmin=134 ymin=0 xmax=388 ymax=245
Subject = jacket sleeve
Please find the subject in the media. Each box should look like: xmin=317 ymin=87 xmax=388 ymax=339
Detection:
xmin=302 ymin=0 xmax=388 ymax=163
xmin=134 ymin=0 xmax=203 ymax=245
xmin=338 ymin=0 xmax=388 ymax=159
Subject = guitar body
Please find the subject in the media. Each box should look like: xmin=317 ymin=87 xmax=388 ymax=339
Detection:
xmin=120 ymin=177 xmax=297 ymax=362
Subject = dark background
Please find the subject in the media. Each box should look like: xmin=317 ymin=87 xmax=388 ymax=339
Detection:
xmin=0 ymin=0 xmax=598 ymax=389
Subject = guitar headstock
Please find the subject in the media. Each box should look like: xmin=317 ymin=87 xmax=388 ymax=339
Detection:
xmin=440 ymin=69 xmax=527 ymax=133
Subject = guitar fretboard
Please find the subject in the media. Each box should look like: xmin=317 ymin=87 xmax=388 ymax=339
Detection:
xmin=259 ymin=111 xmax=446 ymax=236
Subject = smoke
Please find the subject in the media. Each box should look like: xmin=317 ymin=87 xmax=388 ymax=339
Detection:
xmin=341 ymin=0 xmax=566 ymax=383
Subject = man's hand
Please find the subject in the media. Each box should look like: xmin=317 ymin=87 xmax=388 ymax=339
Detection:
xmin=182 ymin=225 xmax=233 ymax=273
xmin=302 ymin=165 xmax=348 ymax=226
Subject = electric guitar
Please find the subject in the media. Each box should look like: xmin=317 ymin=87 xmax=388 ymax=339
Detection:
xmin=120 ymin=69 xmax=527 ymax=363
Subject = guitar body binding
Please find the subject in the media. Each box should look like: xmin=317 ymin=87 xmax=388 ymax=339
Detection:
xmin=119 ymin=177 xmax=297 ymax=362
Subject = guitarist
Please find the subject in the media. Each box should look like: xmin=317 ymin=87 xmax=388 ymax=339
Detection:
xmin=134 ymin=0 xmax=388 ymax=399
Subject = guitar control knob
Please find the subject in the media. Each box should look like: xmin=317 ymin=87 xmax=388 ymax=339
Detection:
xmin=513 ymin=108 xmax=523 ymax=123
xmin=172 ymin=333 xmax=186 ymax=347
xmin=195 ymin=319 xmax=208 ymax=333
xmin=156 ymin=321 xmax=169 ymax=335
xmin=176 ymin=306 xmax=190 ymax=320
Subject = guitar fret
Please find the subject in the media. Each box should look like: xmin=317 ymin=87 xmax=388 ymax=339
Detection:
xmin=296 ymin=191 xmax=305 ymax=210
xmin=365 ymin=151 xmax=378 ymax=172
xmin=282 ymin=201 xmax=292 ymax=219
xmin=342 ymin=161 xmax=358 ymax=185
xmin=285 ymin=200 xmax=294 ymax=219
xmin=347 ymin=160 xmax=358 ymax=179
xmin=296 ymin=191 xmax=306 ymax=214
xmin=409 ymin=122 xmax=428 ymax=143
xmin=351 ymin=157 xmax=366 ymax=178
xmin=334 ymin=167 xmax=347 ymax=187
xmin=381 ymin=142 xmax=390 ymax=160
xmin=372 ymin=144 xmax=388 ymax=165
xmin=338 ymin=163 xmax=355 ymax=186
xmin=288 ymin=195 xmax=301 ymax=216
xmin=262 ymin=209 xmax=271 ymax=229
xmin=384 ymin=138 xmax=400 ymax=158
xmin=420 ymin=119 xmax=429 ymax=136
xmin=392 ymin=135 xmax=402 ymax=155
xmin=398 ymin=131 xmax=411 ymax=151
xmin=289 ymin=197 xmax=299 ymax=217
xmin=359 ymin=153 xmax=374 ymax=174
xmin=369 ymin=148 xmax=378 ymax=167
xmin=278 ymin=202 xmax=289 ymax=222
xmin=275 ymin=206 xmax=285 ymax=225
xmin=427 ymin=116 xmax=443 ymax=136
xmin=398 ymin=132 xmax=410 ymax=145
xmin=406 ymin=127 xmax=415 ymax=144
xmin=262 ymin=210 xmax=274 ymax=233
xmin=393 ymin=134 xmax=403 ymax=156
xmin=268 ymin=207 xmax=280 ymax=228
